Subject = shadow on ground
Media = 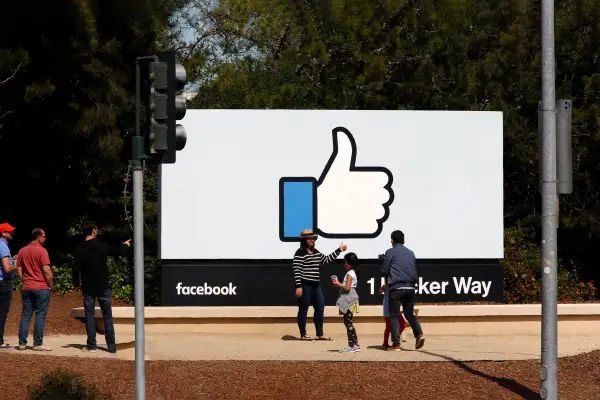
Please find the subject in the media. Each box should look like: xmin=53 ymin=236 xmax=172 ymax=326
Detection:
xmin=367 ymin=345 xmax=387 ymax=351
xmin=281 ymin=335 xmax=302 ymax=341
xmin=421 ymin=350 xmax=541 ymax=400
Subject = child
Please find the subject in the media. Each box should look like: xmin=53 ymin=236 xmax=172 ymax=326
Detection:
xmin=379 ymin=283 xmax=407 ymax=349
xmin=331 ymin=252 xmax=360 ymax=353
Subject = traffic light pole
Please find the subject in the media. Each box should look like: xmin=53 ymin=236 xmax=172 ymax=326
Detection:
xmin=131 ymin=53 xmax=186 ymax=399
xmin=133 ymin=56 xmax=157 ymax=400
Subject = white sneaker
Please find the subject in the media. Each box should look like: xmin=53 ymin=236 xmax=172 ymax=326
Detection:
xmin=82 ymin=347 xmax=97 ymax=353
xmin=32 ymin=344 xmax=52 ymax=352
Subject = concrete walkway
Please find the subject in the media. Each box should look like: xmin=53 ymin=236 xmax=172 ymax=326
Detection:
xmin=2 ymin=333 xmax=599 ymax=362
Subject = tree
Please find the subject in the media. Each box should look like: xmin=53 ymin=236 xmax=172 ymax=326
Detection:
xmin=0 ymin=0 xmax=186 ymax=254
xmin=179 ymin=0 xmax=600 ymax=286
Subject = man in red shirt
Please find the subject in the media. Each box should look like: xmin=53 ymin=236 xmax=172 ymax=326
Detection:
xmin=16 ymin=228 xmax=53 ymax=351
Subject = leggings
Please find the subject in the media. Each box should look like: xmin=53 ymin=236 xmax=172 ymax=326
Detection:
xmin=343 ymin=310 xmax=358 ymax=347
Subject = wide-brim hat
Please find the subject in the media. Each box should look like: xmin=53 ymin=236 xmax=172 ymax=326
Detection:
xmin=299 ymin=229 xmax=318 ymax=240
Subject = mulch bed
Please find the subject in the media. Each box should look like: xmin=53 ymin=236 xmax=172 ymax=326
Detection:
xmin=0 ymin=350 xmax=598 ymax=399
xmin=3 ymin=291 xmax=129 ymax=336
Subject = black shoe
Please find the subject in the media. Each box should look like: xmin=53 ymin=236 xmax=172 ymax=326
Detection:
xmin=107 ymin=344 xmax=117 ymax=354
xmin=415 ymin=335 xmax=425 ymax=350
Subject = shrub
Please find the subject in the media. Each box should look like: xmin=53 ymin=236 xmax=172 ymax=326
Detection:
xmin=14 ymin=254 xmax=160 ymax=306
xmin=107 ymin=256 xmax=134 ymax=303
xmin=503 ymin=224 xmax=597 ymax=303
xmin=13 ymin=264 xmax=74 ymax=296
xmin=28 ymin=369 xmax=112 ymax=400
xmin=106 ymin=255 xmax=160 ymax=305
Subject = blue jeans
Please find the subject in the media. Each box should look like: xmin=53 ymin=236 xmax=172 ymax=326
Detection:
xmin=83 ymin=289 xmax=116 ymax=352
xmin=297 ymin=282 xmax=325 ymax=337
xmin=0 ymin=279 xmax=13 ymax=345
xmin=19 ymin=289 xmax=51 ymax=346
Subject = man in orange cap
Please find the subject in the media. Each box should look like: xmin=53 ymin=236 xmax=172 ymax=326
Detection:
xmin=0 ymin=223 xmax=18 ymax=348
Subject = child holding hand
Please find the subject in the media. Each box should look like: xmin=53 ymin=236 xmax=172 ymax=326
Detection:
xmin=332 ymin=253 xmax=360 ymax=353
xmin=379 ymin=283 xmax=407 ymax=349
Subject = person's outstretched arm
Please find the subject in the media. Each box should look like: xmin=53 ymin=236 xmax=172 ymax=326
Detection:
xmin=104 ymin=239 xmax=131 ymax=257
xmin=319 ymin=243 xmax=346 ymax=265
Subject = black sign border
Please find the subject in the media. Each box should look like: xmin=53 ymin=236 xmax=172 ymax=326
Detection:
xmin=160 ymin=258 xmax=504 ymax=306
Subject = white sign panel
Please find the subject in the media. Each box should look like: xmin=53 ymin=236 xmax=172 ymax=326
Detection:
xmin=161 ymin=110 xmax=504 ymax=260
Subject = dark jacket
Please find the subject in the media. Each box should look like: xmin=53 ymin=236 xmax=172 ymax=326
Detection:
xmin=381 ymin=243 xmax=418 ymax=290
xmin=73 ymin=238 xmax=129 ymax=295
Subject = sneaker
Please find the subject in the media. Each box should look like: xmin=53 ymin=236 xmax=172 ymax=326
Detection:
xmin=415 ymin=335 xmax=425 ymax=350
xmin=82 ymin=347 xmax=97 ymax=353
xmin=339 ymin=345 xmax=360 ymax=353
xmin=386 ymin=345 xmax=402 ymax=351
xmin=32 ymin=344 xmax=52 ymax=352
xmin=17 ymin=345 xmax=27 ymax=351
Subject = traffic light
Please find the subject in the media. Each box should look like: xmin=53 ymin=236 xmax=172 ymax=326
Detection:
xmin=141 ymin=51 xmax=188 ymax=164
xmin=148 ymin=61 xmax=169 ymax=154
xmin=157 ymin=51 xmax=187 ymax=164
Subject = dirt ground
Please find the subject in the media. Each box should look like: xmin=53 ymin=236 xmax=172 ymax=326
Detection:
xmin=1 ymin=293 xmax=599 ymax=400
xmin=0 ymin=350 xmax=598 ymax=400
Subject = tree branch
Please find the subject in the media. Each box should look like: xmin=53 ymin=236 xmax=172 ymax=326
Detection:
xmin=0 ymin=62 xmax=22 ymax=85
xmin=122 ymin=162 xmax=133 ymax=231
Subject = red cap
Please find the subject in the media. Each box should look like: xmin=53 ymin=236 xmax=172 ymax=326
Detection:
xmin=0 ymin=223 xmax=16 ymax=233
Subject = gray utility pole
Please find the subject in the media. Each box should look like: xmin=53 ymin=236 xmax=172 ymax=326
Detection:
xmin=538 ymin=98 xmax=574 ymax=399
xmin=133 ymin=55 xmax=158 ymax=400
xmin=540 ymin=0 xmax=560 ymax=396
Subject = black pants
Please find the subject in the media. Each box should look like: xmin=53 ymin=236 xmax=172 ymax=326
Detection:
xmin=83 ymin=289 xmax=116 ymax=351
xmin=343 ymin=310 xmax=358 ymax=347
xmin=0 ymin=279 xmax=13 ymax=345
xmin=389 ymin=288 xmax=422 ymax=346
xmin=297 ymin=282 xmax=325 ymax=337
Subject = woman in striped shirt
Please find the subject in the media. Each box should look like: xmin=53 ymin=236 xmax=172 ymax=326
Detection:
xmin=294 ymin=229 xmax=347 ymax=340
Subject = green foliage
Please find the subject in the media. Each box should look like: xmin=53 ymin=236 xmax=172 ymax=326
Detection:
xmin=181 ymin=0 xmax=600 ymax=301
xmin=28 ymin=369 xmax=112 ymax=400
xmin=106 ymin=257 xmax=133 ymax=302
xmin=503 ymin=225 xmax=597 ymax=303
xmin=14 ymin=263 xmax=78 ymax=296
xmin=14 ymin=254 xmax=160 ymax=306
xmin=3 ymin=0 xmax=600 ymax=306
xmin=106 ymin=255 xmax=160 ymax=306
xmin=0 ymin=0 xmax=185 ymax=255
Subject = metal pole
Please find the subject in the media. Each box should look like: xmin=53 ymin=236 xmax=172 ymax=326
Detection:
xmin=540 ymin=0 xmax=558 ymax=397
xmin=133 ymin=61 xmax=146 ymax=400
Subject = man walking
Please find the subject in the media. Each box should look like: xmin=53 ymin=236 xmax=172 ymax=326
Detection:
xmin=381 ymin=230 xmax=425 ymax=351
xmin=73 ymin=222 xmax=130 ymax=353
xmin=17 ymin=228 xmax=53 ymax=351
xmin=0 ymin=223 xmax=18 ymax=348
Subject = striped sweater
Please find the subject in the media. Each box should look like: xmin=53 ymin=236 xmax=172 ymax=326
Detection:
xmin=292 ymin=248 xmax=341 ymax=288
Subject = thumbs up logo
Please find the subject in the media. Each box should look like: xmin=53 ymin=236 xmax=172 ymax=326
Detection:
xmin=279 ymin=127 xmax=394 ymax=241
